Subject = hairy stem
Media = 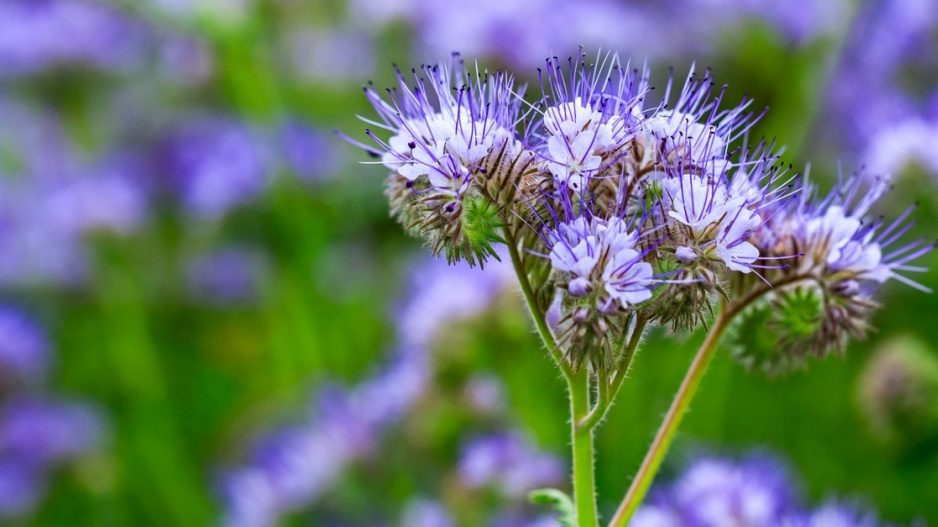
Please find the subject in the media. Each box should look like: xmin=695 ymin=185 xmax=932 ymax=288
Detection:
xmin=607 ymin=310 xmax=732 ymax=527
xmin=577 ymin=316 xmax=648 ymax=432
xmin=570 ymin=369 xmax=599 ymax=527
xmin=505 ymin=229 xmax=572 ymax=378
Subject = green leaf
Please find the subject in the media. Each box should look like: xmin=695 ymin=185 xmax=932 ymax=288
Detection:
xmin=528 ymin=488 xmax=576 ymax=527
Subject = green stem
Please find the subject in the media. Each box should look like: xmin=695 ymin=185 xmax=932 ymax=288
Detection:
xmin=570 ymin=369 xmax=599 ymax=527
xmin=577 ymin=316 xmax=648 ymax=432
xmin=607 ymin=310 xmax=733 ymax=527
xmin=505 ymin=229 xmax=572 ymax=378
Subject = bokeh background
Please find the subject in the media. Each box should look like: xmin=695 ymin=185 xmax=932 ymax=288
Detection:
xmin=1 ymin=0 xmax=937 ymax=525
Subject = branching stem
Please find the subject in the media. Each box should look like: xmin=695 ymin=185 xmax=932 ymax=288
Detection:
xmin=606 ymin=277 xmax=813 ymax=527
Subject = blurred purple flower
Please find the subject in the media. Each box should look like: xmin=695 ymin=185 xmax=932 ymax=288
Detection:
xmin=631 ymin=454 xmax=800 ymax=527
xmin=0 ymin=307 xmax=50 ymax=385
xmin=459 ymin=433 xmax=564 ymax=498
xmin=862 ymin=117 xmax=938 ymax=177
xmin=825 ymin=0 xmax=938 ymax=151
xmin=0 ymin=458 xmax=43 ymax=519
xmin=0 ymin=156 xmax=149 ymax=286
xmin=800 ymin=502 xmax=887 ymax=527
xmin=284 ymin=28 xmax=375 ymax=83
xmin=220 ymin=251 xmax=516 ymax=525
xmin=220 ymin=345 xmax=430 ymax=527
xmin=0 ymin=0 xmax=147 ymax=76
xmin=0 ymin=396 xmax=105 ymax=466
xmin=630 ymin=454 xmax=912 ymax=527
xmin=186 ymin=246 xmax=268 ymax=306
xmin=278 ymin=120 xmax=341 ymax=182
xmin=463 ymin=374 xmax=507 ymax=414
xmin=401 ymin=498 xmax=456 ymax=527
xmin=44 ymin=158 xmax=149 ymax=236
xmin=352 ymin=0 xmax=842 ymax=70
xmin=395 ymin=254 xmax=515 ymax=348
xmin=0 ymin=395 xmax=106 ymax=520
xmin=157 ymin=36 xmax=215 ymax=87
xmin=161 ymin=118 xmax=270 ymax=219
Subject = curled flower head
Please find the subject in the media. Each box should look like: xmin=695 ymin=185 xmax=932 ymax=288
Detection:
xmin=348 ymin=52 xmax=932 ymax=361
xmin=732 ymin=171 xmax=935 ymax=374
xmin=527 ymin=52 xmax=647 ymax=207
xmin=631 ymin=66 xmax=765 ymax=181
xmin=351 ymin=54 xmax=533 ymax=265
xmin=539 ymin=194 xmax=655 ymax=369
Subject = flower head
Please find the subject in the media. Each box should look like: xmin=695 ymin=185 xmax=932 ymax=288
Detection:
xmin=732 ymin=171 xmax=935 ymax=373
xmin=539 ymin=193 xmax=655 ymax=368
xmin=532 ymin=53 xmax=645 ymax=196
xmin=632 ymin=454 xmax=800 ymax=527
xmin=353 ymin=55 xmax=531 ymax=265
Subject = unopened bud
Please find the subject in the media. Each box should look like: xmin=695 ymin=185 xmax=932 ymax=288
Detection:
xmin=568 ymin=277 xmax=592 ymax=297
xmin=857 ymin=336 xmax=938 ymax=449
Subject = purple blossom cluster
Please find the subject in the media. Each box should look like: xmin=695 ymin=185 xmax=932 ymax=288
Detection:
xmin=357 ymin=52 xmax=931 ymax=371
xmin=0 ymin=307 xmax=107 ymax=519
xmin=632 ymin=454 xmax=903 ymax=527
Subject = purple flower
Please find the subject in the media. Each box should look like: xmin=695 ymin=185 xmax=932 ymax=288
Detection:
xmin=278 ymin=120 xmax=340 ymax=183
xmin=459 ymin=432 xmax=564 ymax=498
xmin=161 ymin=118 xmax=270 ymax=219
xmin=631 ymin=455 xmax=800 ymax=527
xmin=0 ymin=307 xmax=50 ymax=385
xmin=220 ymin=346 xmax=431 ymax=527
xmin=362 ymin=57 xmax=522 ymax=194
xmin=0 ymin=155 xmax=149 ymax=287
xmin=0 ymin=396 xmax=105 ymax=466
xmin=394 ymin=255 xmax=514 ymax=348
xmin=401 ymin=498 xmax=456 ymax=527
xmin=546 ymin=215 xmax=655 ymax=308
xmin=0 ymin=0 xmax=147 ymax=76
xmin=0 ymin=458 xmax=43 ymax=519
xmin=761 ymin=172 xmax=933 ymax=292
xmin=186 ymin=246 xmax=268 ymax=306
xmin=823 ymin=0 xmax=938 ymax=151
xmin=862 ymin=117 xmax=938 ymax=177
xmin=533 ymin=54 xmax=645 ymax=194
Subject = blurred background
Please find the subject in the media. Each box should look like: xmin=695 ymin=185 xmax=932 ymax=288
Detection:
xmin=0 ymin=0 xmax=937 ymax=525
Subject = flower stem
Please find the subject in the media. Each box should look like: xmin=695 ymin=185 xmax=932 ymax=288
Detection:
xmin=577 ymin=316 xmax=647 ymax=432
xmin=570 ymin=368 xmax=599 ymax=527
xmin=606 ymin=309 xmax=733 ymax=527
xmin=505 ymin=229 xmax=572 ymax=378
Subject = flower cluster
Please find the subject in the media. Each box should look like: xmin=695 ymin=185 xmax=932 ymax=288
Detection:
xmin=731 ymin=173 xmax=935 ymax=374
xmin=355 ymin=52 xmax=931 ymax=372
xmin=632 ymin=454 xmax=901 ymax=527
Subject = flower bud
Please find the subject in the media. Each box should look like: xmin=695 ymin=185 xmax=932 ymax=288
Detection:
xmin=857 ymin=336 xmax=938 ymax=449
